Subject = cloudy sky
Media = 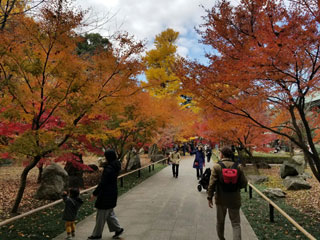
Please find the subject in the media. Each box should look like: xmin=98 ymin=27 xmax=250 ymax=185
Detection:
xmin=75 ymin=0 xmax=231 ymax=64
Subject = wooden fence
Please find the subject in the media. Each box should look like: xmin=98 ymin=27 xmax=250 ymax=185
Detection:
xmin=0 ymin=157 xmax=168 ymax=227
xmin=247 ymin=182 xmax=317 ymax=240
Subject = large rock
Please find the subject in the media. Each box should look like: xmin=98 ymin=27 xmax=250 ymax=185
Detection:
xmin=262 ymin=188 xmax=286 ymax=198
xmin=280 ymin=160 xmax=304 ymax=179
xmin=247 ymin=175 xmax=269 ymax=184
xmin=283 ymin=176 xmax=312 ymax=190
xmin=300 ymin=172 xmax=312 ymax=180
xmin=291 ymin=155 xmax=305 ymax=165
xmin=126 ymin=152 xmax=141 ymax=171
xmin=151 ymin=154 xmax=165 ymax=162
xmin=35 ymin=163 xmax=68 ymax=200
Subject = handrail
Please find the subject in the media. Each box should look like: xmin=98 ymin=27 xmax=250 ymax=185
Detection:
xmin=0 ymin=157 xmax=168 ymax=227
xmin=248 ymin=182 xmax=317 ymax=240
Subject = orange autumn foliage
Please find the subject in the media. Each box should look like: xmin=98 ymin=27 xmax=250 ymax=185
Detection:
xmin=177 ymin=0 xmax=320 ymax=182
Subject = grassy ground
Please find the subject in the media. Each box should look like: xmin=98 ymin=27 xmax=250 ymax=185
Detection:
xmin=241 ymin=174 xmax=320 ymax=240
xmin=0 ymin=163 xmax=167 ymax=240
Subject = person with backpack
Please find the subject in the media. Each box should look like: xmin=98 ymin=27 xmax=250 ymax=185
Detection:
xmin=207 ymin=146 xmax=247 ymax=240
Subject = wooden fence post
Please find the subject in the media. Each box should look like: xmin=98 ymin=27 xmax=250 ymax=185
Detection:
xmin=269 ymin=204 xmax=274 ymax=222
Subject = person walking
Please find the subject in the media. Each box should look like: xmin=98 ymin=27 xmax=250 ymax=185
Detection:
xmin=62 ymin=188 xmax=83 ymax=240
xmin=206 ymin=145 xmax=212 ymax=163
xmin=207 ymin=146 xmax=247 ymax=240
xmin=192 ymin=145 xmax=205 ymax=180
xmin=169 ymin=148 xmax=181 ymax=178
xmin=88 ymin=149 xmax=124 ymax=240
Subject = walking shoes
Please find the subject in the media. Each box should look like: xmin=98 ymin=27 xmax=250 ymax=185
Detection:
xmin=112 ymin=228 xmax=124 ymax=239
xmin=87 ymin=236 xmax=101 ymax=239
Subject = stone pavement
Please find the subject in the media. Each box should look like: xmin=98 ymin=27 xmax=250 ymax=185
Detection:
xmin=54 ymin=156 xmax=258 ymax=240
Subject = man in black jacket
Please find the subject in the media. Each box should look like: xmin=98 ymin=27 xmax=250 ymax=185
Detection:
xmin=88 ymin=149 xmax=124 ymax=239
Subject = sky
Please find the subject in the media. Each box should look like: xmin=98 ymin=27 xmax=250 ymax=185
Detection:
xmin=75 ymin=0 xmax=231 ymax=64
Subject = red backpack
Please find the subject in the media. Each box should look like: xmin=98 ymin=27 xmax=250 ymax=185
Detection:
xmin=218 ymin=161 xmax=239 ymax=192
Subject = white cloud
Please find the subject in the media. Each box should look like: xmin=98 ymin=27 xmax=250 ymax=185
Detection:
xmin=75 ymin=0 xmax=241 ymax=62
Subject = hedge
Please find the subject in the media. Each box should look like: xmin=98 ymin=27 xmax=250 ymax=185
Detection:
xmin=241 ymin=155 xmax=291 ymax=164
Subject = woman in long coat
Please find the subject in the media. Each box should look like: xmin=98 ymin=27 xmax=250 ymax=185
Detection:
xmin=192 ymin=145 xmax=205 ymax=179
xmin=88 ymin=150 xmax=124 ymax=239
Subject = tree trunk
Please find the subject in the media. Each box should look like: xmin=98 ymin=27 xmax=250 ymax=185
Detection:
xmin=11 ymin=156 xmax=40 ymax=213
xmin=37 ymin=165 xmax=43 ymax=183
xmin=236 ymin=148 xmax=246 ymax=167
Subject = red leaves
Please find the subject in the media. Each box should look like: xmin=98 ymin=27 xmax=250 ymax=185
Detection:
xmin=0 ymin=122 xmax=31 ymax=136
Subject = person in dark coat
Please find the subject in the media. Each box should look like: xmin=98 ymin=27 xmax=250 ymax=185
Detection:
xmin=88 ymin=149 xmax=124 ymax=240
xmin=206 ymin=145 xmax=212 ymax=163
xmin=62 ymin=188 xmax=83 ymax=239
xmin=192 ymin=145 xmax=206 ymax=179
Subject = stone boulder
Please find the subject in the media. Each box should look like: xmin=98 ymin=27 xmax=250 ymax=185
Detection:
xmin=151 ymin=154 xmax=165 ymax=162
xmin=300 ymin=172 xmax=312 ymax=180
xmin=126 ymin=152 xmax=141 ymax=171
xmin=280 ymin=160 xmax=304 ymax=179
xmin=35 ymin=163 xmax=68 ymax=200
xmin=283 ymin=176 xmax=312 ymax=190
xmin=291 ymin=154 xmax=305 ymax=166
xmin=262 ymin=188 xmax=286 ymax=198
xmin=247 ymin=175 xmax=269 ymax=184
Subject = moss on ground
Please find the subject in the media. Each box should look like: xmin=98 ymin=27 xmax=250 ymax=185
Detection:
xmin=241 ymin=185 xmax=320 ymax=240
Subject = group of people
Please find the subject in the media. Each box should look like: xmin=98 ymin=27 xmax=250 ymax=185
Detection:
xmin=62 ymin=145 xmax=247 ymax=240
xmin=168 ymin=143 xmax=213 ymax=180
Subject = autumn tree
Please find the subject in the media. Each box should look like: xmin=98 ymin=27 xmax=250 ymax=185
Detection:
xmin=199 ymin=109 xmax=276 ymax=165
xmin=0 ymin=0 xmax=47 ymax=30
xmin=0 ymin=0 xmax=144 ymax=213
xmin=143 ymin=28 xmax=181 ymax=96
xmin=178 ymin=0 xmax=320 ymax=182
xmin=85 ymin=92 xmax=160 ymax=164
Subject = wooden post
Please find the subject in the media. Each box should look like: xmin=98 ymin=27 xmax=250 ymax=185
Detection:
xmin=138 ymin=169 xmax=141 ymax=178
xmin=269 ymin=204 xmax=274 ymax=222
xmin=120 ymin=177 xmax=123 ymax=187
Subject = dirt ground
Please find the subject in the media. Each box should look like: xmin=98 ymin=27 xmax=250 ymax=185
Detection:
xmin=0 ymin=154 xmax=152 ymax=221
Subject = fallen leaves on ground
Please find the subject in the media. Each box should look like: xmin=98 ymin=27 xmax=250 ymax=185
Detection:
xmin=259 ymin=166 xmax=320 ymax=221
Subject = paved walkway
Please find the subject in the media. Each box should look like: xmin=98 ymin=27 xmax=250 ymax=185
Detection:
xmin=54 ymin=156 xmax=258 ymax=240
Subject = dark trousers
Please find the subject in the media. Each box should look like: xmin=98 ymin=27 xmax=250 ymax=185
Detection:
xmin=216 ymin=205 xmax=241 ymax=240
xmin=196 ymin=168 xmax=203 ymax=179
xmin=207 ymin=154 xmax=212 ymax=162
xmin=172 ymin=164 xmax=179 ymax=177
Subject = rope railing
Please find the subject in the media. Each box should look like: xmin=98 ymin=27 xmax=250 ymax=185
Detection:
xmin=248 ymin=182 xmax=317 ymax=240
xmin=0 ymin=157 xmax=168 ymax=228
